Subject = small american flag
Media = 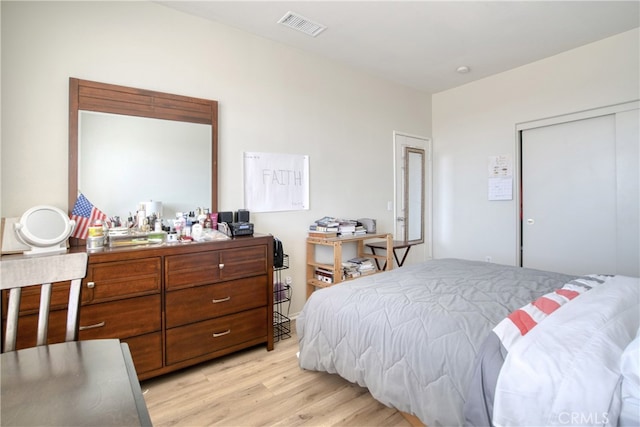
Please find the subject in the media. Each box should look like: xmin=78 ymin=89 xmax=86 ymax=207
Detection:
xmin=70 ymin=193 xmax=108 ymax=239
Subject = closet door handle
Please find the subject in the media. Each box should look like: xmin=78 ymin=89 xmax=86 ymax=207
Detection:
xmin=79 ymin=321 xmax=106 ymax=331
xmin=212 ymin=329 xmax=231 ymax=338
xmin=212 ymin=296 xmax=231 ymax=303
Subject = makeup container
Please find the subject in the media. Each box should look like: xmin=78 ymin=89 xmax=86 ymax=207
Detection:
xmin=86 ymin=236 xmax=104 ymax=251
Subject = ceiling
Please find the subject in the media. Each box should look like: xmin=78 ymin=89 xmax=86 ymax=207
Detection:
xmin=157 ymin=1 xmax=640 ymax=93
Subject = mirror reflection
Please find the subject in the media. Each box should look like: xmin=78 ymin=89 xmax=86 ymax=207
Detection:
xmin=79 ymin=111 xmax=211 ymax=222
xmin=404 ymin=147 xmax=425 ymax=244
xmin=68 ymin=78 xmax=219 ymax=242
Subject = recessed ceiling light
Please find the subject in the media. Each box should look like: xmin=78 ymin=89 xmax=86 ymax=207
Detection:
xmin=456 ymin=66 xmax=471 ymax=74
xmin=278 ymin=11 xmax=327 ymax=37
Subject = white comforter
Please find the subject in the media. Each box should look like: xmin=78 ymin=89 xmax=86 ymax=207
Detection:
xmin=493 ymin=275 xmax=640 ymax=427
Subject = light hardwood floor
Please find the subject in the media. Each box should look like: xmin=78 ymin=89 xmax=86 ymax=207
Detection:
xmin=141 ymin=323 xmax=411 ymax=427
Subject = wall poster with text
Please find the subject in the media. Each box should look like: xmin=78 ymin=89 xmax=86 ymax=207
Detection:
xmin=243 ymin=152 xmax=310 ymax=212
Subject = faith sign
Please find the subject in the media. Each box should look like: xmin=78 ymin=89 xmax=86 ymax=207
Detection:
xmin=244 ymin=152 xmax=310 ymax=212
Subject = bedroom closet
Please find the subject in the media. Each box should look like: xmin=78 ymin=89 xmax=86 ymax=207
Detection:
xmin=518 ymin=101 xmax=639 ymax=277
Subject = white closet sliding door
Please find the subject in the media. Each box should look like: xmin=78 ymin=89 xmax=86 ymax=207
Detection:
xmin=520 ymin=104 xmax=639 ymax=277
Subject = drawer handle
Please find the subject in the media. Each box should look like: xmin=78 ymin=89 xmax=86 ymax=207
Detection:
xmin=212 ymin=296 xmax=231 ymax=303
xmin=212 ymin=329 xmax=231 ymax=338
xmin=218 ymin=263 xmax=225 ymax=270
xmin=87 ymin=281 xmax=95 ymax=289
xmin=79 ymin=321 xmax=106 ymax=331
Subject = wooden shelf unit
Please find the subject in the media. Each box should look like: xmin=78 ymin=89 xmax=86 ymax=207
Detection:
xmin=306 ymin=233 xmax=393 ymax=298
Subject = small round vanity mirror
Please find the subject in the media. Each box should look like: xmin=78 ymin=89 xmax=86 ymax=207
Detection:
xmin=14 ymin=206 xmax=76 ymax=255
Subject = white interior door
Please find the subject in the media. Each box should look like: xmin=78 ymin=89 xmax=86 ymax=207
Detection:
xmin=394 ymin=132 xmax=431 ymax=264
xmin=521 ymin=108 xmax=639 ymax=276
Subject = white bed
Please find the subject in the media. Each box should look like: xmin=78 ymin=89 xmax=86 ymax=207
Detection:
xmin=296 ymin=258 xmax=640 ymax=426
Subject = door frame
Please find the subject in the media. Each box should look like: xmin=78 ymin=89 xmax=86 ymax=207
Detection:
xmin=514 ymin=100 xmax=639 ymax=267
xmin=393 ymin=131 xmax=432 ymax=262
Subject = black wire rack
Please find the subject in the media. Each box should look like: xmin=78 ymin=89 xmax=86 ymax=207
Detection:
xmin=273 ymin=254 xmax=291 ymax=341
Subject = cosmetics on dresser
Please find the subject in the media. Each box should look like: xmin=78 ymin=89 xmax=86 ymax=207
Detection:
xmin=137 ymin=204 xmax=146 ymax=231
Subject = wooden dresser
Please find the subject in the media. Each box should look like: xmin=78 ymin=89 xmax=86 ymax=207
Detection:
xmin=1 ymin=234 xmax=274 ymax=380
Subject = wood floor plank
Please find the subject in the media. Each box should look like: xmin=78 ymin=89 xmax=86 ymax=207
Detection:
xmin=142 ymin=323 xmax=412 ymax=426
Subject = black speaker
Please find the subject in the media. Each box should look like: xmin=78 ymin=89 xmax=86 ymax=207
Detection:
xmin=235 ymin=210 xmax=250 ymax=223
xmin=217 ymin=211 xmax=233 ymax=224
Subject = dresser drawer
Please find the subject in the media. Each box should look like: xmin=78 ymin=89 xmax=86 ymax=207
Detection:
xmin=165 ymin=251 xmax=220 ymax=290
xmin=2 ymin=310 xmax=68 ymax=350
xmin=219 ymin=246 xmax=268 ymax=281
xmin=165 ymin=245 xmax=269 ymax=291
xmin=165 ymin=307 xmax=267 ymax=365
xmin=2 ymin=281 xmax=77 ymax=317
xmin=84 ymin=258 xmax=161 ymax=303
xmin=122 ymin=332 xmax=163 ymax=376
xmin=166 ymin=276 xmax=268 ymax=328
xmin=78 ymin=295 xmax=160 ymax=340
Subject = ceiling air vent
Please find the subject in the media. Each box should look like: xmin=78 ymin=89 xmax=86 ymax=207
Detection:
xmin=277 ymin=11 xmax=327 ymax=37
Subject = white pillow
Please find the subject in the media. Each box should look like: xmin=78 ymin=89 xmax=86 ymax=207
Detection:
xmin=618 ymin=329 xmax=640 ymax=427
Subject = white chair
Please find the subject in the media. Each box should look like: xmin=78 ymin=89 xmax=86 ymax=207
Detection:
xmin=0 ymin=252 xmax=88 ymax=352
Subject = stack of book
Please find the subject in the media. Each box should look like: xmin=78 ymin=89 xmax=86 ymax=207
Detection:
xmin=355 ymin=224 xmax=367 ymax=235
xmin=338 ymin=220 xmax=357 ymax=236
xmin=347 ymin=257 xmax=376 ymax=275
xmin=314 ymin=267 xmax=334 ymax=283
xmin=308 ymin=216 xmax=339 ymax=238
xmin=339 ymin=220 xmax=368 ymax=236
xmin=342 ymin=261 xmax=361 ymax=279
xmin=309 ymin=217 xmax=370 ymax=238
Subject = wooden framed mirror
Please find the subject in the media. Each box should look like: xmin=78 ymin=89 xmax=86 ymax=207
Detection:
xmin=404 ymin=146 xmax=425 ymax=244
xmin=68 ymin=78 xmax=218 ymax=240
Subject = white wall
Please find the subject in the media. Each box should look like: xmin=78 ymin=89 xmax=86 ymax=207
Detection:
xmin=432 ymin=28 xmax=639 ymax=266
xmin=0 ymin=1 xmax=431 ymax=316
